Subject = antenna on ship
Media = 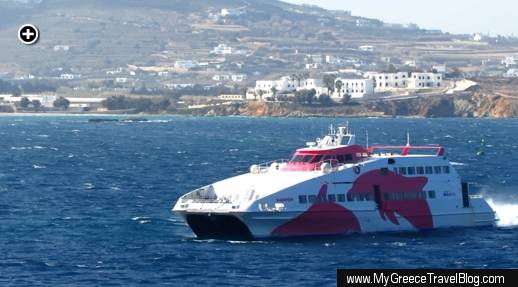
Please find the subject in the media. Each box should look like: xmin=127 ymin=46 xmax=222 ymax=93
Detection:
xmin=406 ymin=131 xmax=411 ymax=146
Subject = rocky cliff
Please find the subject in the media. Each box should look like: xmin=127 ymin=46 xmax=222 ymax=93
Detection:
xmin=190 ymin=89 xmax=518 ymax=118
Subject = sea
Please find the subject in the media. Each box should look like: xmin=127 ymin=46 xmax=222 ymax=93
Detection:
xmin=0 ymin=116 xmax=517 ymax=286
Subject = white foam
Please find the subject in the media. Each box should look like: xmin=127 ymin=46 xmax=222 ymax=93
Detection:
xmin=487 ymin=199 xmax=518 ymax=227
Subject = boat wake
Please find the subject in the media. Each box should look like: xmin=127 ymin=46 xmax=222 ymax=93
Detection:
xmin=487 ymin=199 xmax=518 ymax=227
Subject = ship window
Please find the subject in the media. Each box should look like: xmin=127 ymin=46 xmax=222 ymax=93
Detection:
xmin=310 ymin=155 xmax=323 ymax=163
xmin=425 ymin=166 xmax=433 ymax=174
xmin=308 ymin=195 xmax=317 ymax=203
xmin=337 ymin=194 xmax=346 ymax=202
xmin=336 ymin=155 xmax=345 ymax=163
xmin=384 ymin=193 xmax=390 ymax=201
xmin=327 ymin=194 xmax=336 ymax=202
xmin=399 ymin=167 xmax=407 ymax=175
xmin=443 ymin=166 xmax=450 ymax=174
xmin=388 ymin=158 xmax=396 ymax=164
xmin=302 ymin=155 xmax=314 ymax=163
xmin=434 ymin=166 xmax=442 ymax=174
xmin=408 ymin=167 xmax=416 ymax=175
xmin=291 ymin=155 xmax=304 ymax=162
xmin=393 ymin=167 xmax=398 ymax=174
xmin=317 ymin=193 xmax=327 ymax=203
xmin=347 ymin=193 xmax=353 ymax=202
xmin=298 ymin=195 xmax=307 ymax=204
xmin=345 ymin=154 xmax=353 ymax=161
xmin=380 ymin=167 xmax=389 ymax=175
xmin=322 ymin=155 xmax=332 ymax=162
xmin=428 ymin=190 xmax=436 ymax=199
xmin=416 ymin=166 xmax=425 ymax=175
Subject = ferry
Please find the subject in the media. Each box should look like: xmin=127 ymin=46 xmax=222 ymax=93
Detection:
xmin=172 ymin=124 xmax=496 ymax=239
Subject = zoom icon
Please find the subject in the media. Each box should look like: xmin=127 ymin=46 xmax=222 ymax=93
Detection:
xmin=18 ymin=24 xmax=40 ymax=45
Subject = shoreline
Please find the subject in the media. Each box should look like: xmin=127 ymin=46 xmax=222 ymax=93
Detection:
xmin=0 ymin=111 xmax=514 ymax=120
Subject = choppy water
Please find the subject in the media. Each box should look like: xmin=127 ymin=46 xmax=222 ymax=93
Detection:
xmin=0 ymin=116 xmax=517 ymax=286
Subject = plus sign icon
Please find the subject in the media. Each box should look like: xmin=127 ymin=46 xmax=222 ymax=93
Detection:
xmin=18 ymin=24 xmax=40 ymax=45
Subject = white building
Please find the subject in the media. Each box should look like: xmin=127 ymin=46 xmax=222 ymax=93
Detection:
xmin=53 ymin=45 xmax=70 ymax=52
xmin=218 ymin=94 xmax=245 ymax=101
xmin=407 ymin=73 xmax=443 ymax=89
xmin=333 ymin=78 xmax=374 ymax=99
xmin=301 ymin=79 xmax=322 ymax=90
xmin=504 ymin=69 xmax=518 ymax=78
xmin=221 ymin=8 xmax=245 ymax=17
xmin=211 ymin=44 xmax=233 ymax=55
xmin=325 ymin=55 xmax=342 ymax=65
xmin=60 ymin=74 xmax=80 ymax=80
xmin=404 ymin=60 xmax=417 ymax=67
xmin=305 ymin=63 xmax=320 ymax=70
xmin=433 ymin=65 xmax=447 ymax=73
xmin=359 ymin=45 xmax=374 ymax=52
xmin=365 ymin=72 xmax=409 ymax=91
xmin=502 ymin=55 xmax=517 ymax=68
xmin=231 ymin=74 xmax=247 ymax=82
xmin=1 ymin=94 xmax=105 ymax=109
xmin=251 ymin=76 xmax=328 ymax=100
xmin=212 ymin=74 xmax=247 ymax=82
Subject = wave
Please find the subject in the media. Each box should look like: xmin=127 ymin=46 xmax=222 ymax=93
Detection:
xmin=487 ymin=199 xmax=518 ymax=227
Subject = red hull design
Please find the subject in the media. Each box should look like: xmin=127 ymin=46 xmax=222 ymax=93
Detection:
xmin=271 ymin=183 xmax=361 ymax=236
xmin=347 ymin=170 xmax=433 ymax=230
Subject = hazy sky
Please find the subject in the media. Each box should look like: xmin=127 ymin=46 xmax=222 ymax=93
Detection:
xmin=284 ymin=0 xmax=516 ymax=36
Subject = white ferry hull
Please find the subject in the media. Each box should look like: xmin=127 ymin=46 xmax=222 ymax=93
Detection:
xmin=176 ymin=207 xmax=496 ymax=239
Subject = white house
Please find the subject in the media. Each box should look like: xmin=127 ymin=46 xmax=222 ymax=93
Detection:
xmin=359 ymin=45 xmax=374 ymax=52
xmin=364 ymin=72 xmax=409 ymax=91
xmin=504 ymin=69 xmax=518 ymax=78
xmin=53 ymin=45 xmax=70 ymax=52
xmin=433 ymin=65 xmax=447 ymax=73
xmin=60 ymin=74 xmax=80 ymax=80
xmin=231 ymin=74 xmax=247 ymax=82
xmin=221 ymin=8 xmax=245 ymax=17
xmin=211 ymin=44 xmax=233 ymax=55
xmin=502 ymin=55 xmax=517 ymax=68
xmin=251 ymin=76 xmax=328 ymax=100
xmin=407 ymin=73 xmax=443 ymax=89
xmin=333 ymin=78 xmax=374 ymax=99
xmin=305 ymin=63 xmax=320 ymax=70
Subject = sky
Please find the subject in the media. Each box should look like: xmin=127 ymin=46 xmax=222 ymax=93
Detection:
xmin=284 ymin=0 xmax=516 ymax=36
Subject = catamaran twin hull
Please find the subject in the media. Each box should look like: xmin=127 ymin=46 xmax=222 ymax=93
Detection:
xmin=173 ymin=125 xmax=496 ymax=239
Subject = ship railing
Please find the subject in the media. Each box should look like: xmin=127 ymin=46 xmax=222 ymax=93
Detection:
xmin=250 ymin=159 xmax=289 ymax=174
xmin=180 ymin=185 xmax=226 ymax=204
xmin=311 ymin=158 xmax=370 ymax=173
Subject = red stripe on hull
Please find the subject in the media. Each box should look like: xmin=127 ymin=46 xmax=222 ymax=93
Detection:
xmin=271 ymin=183 xmax=361 ymax=237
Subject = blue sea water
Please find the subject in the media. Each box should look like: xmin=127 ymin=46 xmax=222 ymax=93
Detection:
xmin=0 ymin=116 xmax=517 ymax=286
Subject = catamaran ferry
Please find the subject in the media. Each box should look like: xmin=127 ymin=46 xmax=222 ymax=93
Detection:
xmin=173 ymin=124 xmax=496 ymax=239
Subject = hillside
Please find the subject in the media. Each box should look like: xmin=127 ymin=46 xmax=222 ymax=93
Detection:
xmin=2 ymin=0 xmax=508 ymax=78
xmin=1 ymin=0 xmax=518 ymax=118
